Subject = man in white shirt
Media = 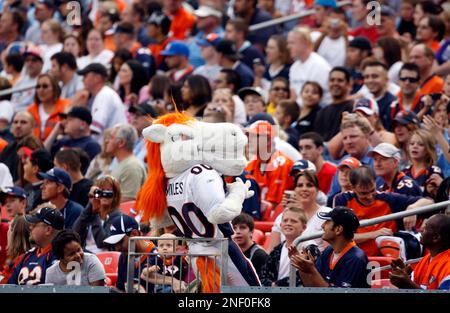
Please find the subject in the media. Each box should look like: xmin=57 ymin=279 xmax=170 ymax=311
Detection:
xmin=77 ymin=63 xmax=127 ymax=139
xmin=287 ymin=26 xmax=331 ymax=106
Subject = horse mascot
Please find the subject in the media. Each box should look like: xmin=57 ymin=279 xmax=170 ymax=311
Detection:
xmin=136 ymin=112 xmax=261 ymax=292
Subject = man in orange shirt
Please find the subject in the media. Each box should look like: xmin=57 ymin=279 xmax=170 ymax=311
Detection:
xmin=163 ymin=0 xmax=196 ymax=40
xmin=390 ymin=214 xmax=450 ymax=290
xmin=409 ymin=43 xmax=444 ymax=95
xmin=244 ymin=121 xmax=294 ymax=208
xmin=333 ymin=166 xmax=433 ymax=256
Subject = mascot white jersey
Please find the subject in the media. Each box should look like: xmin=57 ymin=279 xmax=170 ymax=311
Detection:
xmin=136 ymin=112 xmax=260 ymax=292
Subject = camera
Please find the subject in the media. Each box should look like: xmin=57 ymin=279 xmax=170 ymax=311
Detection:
xmin=94 ymin=189 xmax=114 ymax=199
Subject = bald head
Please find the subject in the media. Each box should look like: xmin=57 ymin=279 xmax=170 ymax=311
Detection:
xmin=12 ymin=111 xmax=35 ymax=139
xmin=427 ymin=214 xmax=450 ymax=247
xmin=409 ymin=44 xmax=435 ymax=76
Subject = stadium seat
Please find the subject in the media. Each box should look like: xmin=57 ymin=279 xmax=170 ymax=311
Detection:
xmin=96 ymin=251 xmax=121 ymax=286
xmin=371 ymin=279 xmax=398 ymax=289
xmin=254 ymin=221 xmax=274 ymax=233
xmin=119 ymin=200 xmax=137 ymax=218
xmin=252 ymin=229 xmax=266 ymax=246
xmin=263 ymin=232 xmax=273 ymax=253
xmin=368 ymin=256 xmax=394 ymax=279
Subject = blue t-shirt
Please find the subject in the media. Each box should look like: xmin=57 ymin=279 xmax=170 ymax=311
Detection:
xmin=316 ymin=244 xmax=370 ymax=288
xmin=235 ymin=62 xmax=255 ymax=88
xmin=51 ymin=136 xmax=101 ymax=161
xmin=62 ymin=200 xmax=83 ymax=230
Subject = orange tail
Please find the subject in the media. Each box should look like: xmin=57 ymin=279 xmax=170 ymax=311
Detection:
xmin=196 ymin=256 xmax=221 ymax=293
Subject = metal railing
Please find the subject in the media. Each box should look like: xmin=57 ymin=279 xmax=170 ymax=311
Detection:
xmin=0 ymin=84 xmax=36 ymax=97
xmin=288 ymin=200 xmax=450 ymax=287
xmin=126 ymin=237 xmax=228 ymax=293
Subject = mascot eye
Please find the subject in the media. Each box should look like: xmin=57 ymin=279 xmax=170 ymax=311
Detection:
xmin=171 ymin=134 xmax=181 ymax=142
xmin=231 ymin=131 xmax=237 ymax=136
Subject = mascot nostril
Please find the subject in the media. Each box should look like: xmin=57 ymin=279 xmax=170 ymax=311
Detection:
xmin=136 ymin=112 xmax=260 ymax=292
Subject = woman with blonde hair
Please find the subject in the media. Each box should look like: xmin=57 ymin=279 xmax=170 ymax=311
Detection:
xmin=203 ymin=88 xmax=236 ymax=123
xmin=39 ymin=19 xmax=65 ymax=72
xmin=86 ymin=128 xmax=115 ymax=181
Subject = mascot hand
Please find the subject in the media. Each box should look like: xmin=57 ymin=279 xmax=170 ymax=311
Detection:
xmin=207 ymin=178 xmax=254 ymax=225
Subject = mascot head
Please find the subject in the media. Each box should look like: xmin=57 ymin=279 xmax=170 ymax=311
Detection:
xmin=136 ymin=111 xmax=248 ymax=222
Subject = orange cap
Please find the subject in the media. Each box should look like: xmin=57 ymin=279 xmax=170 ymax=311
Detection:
xmin=338 ymin=157 xmax=361 ymax=169
xmin=244 ymin=121 xmax=275 ymax=138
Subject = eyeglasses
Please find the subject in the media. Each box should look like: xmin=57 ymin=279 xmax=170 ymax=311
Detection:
xmin=36 ymin=84 xmax=50 ymax=89
xmin=399 ymin=77 xmax=419 ymax=83
xmin=271 ymin=87 xmax=289 ymax=92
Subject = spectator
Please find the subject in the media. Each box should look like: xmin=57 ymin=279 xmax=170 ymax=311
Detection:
xmin=97 ymin=6 xmax=120 ymax=52
xmin=214 ymin=69 xmax=247 ymax=124
xmin=193 ymin=33 xmax=222 ymax=87
xmin=108 ymin=124 xmax=146 ymax=202
xmin=77 ymin=63 xmax=127 ymax=138
xmin=161 ymin=41 xmax=194 ymax=85
xmin=0 ymin=78 xmax=14 ymax=145
xmin=85 ymin=129 xmax=114 ymax=181
xmin=376 ymin=6 xmax=401 ymax=39
xmin=7 ymin=205 xmax=64 ymax=285
xmin=62 ymin=34 xmax=83 ymax=63
xmin=274 ymin=100 xmax=300 ymax=149
xmin=349 ymin=0 xmax=379 ymax=44
xmin=117 ymin=59 xmax=148 ymax=107
xmin=232 ymin=213 xmax=269 ymax=279
xmin=238 ymin=87 xmax=266 ymax=123
xmin=224 ymin=18 xmax=265 ymax=71
xmin=289 ymin=207 xmax=370 ymax=288
xmin=403 ymin=129 xmax=443 ymax=195
xmin=0 ymin=215 xmax=30 ymax=283
xmin=244 ymin=121 xmax=294 ymax=208
xmin=393 ymin=111 xmax=421 ymax=169
xmin=266 ymin=77 xmax=290 ymax=116
xmin=232 ymin=0 xmax=278 ymax=51
xmin=373 ymin=37 xmax=403 ymax=85
xmin=416 ymin=16 xmax=446 ymax=53
xmin=49 ymin=106 xmax=101 ymax=161
xmin=294 ymin=81 xmax=322 ymax=135
xmin=360 ymin=61 xmax=398 ymax=130
xmin=0 ymin=11 xmax=24 ymax=57
xmin=181 ymin=75 xmax=212 ymax=118
xmin=327 ymin=157 xmax=362 ymax=206
xmin=215 ymin=39 xmax=254 ymax=88
xmin=345 ymin=36 xmax=372 ymax=94
xmin=50 ymin=52 xmax=84 ymax=100
xmin=10 ymin=46 xmax=44 ymax=112
xmin=314 ymin=67 xmax=353 ymax=142
xmin=24 ymin=0 xmax=55 ymax=45
xmin=54 ymin=149 xmax=93 ymax=208
xmin=299 ymin=132 xmax=337 ymax=194
xmin=128 ymin=103 xmax=157 ymax=165
xmin=139 ymin=74 xmax=172 ymax=116
xmin=109 ymin=49 xmax=133 ymax=91
xmin=260 ymin=207 xmax=307 ymax=286
xmin=77 ymin=29 xmax=114 ymax=73
xmin=409 ymin=44 xmax=444 ymax=94
xmin=258 ymin=0 xmax=282 ymax=19
xmin=288 ymin=27 xmax=331 ymax=105
xmin=334 ymin=166 xmax=433 ymax=256
xmin=73 ymin=175 xmax=122 ymax=252
xmin=189 ymin=3 xmax=224 ymax=68
xmin=121 ymin=2 xmax=151 ymax=47
xmin=38 ymin=167 xmax=83 ymax=229
xmin=27 ymin=73 xmax=69 ymax=142
xmin=147 ymin=11 xmax=173 ymax=69
xmin=369 ymin=143 xmax=422 ymax=196
xmin=103 ymin=214 xmax=157 ymax=293
xmin=39 ymin=19 xmax=64 ymax=73
xmin=0 ymin=187 xmax=26 ymax=218
xmin=413 ymin=0 xmax=443 ymax=27
xmin=162 ymin=0 xmax=196 ymax=41
xmin=4 ymin=53 xmax=24 ymax=86
xmin=0 ymin=111 xmax=34 ymax=181
xmin=112 ymin=22 xmax=156 ymax=78
xmin=397 ymin=0 xmax=416 ymax=39
xmin=389 ymin=63 xmax=422 ymax=118
xmin=314 ymin=14 xmax=348 ymax=68
xmin=390 ymin=214 xmax=450 ymax=290
xmin=45 ymin=230 xmax=106 ymax=286
xmin=22 ymin=148 xmax=53 ymax=212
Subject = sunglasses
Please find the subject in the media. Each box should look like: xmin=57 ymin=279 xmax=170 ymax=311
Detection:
xmin=36 ymin=84 xmax=50 ymax=89
xmin=399 ymin=77 xmax=419 ymax=83
xmin=271 ymin=87 xmax=289 ymax=92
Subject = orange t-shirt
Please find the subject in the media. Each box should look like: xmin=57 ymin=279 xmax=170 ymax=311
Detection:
xmin=168 ymin=7 xmax=196 ymax=40
xmin=149 ymin=37 xmax=174 ymax=68
xmin=413 ymin=249 xmax=450 ymax=290
xmin=419 ymin=74 xmax=444 ymax=95
xmin=27 ymin=98 xmax=70 ymax=141
xmin=245 ymin=150 xmax=294 ymax=205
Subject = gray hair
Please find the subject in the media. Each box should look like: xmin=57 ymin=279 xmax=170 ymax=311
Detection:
xmin=114 ymin=123 xmax=138 ymax=151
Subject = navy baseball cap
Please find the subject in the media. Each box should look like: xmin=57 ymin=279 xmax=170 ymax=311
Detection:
xmin=245 ymin=113 xmax=276 ymax=127
xmin=394 ymin=111 xmax=420 ymax=126
xmin=77 ymin=63 xmax=108 ymax=78
xmin=25 ymin=207 xmax=65 ymax=230
xmin=318 ymin=206 xmax=360 ymax=233
xmin=104 ymin=214 xmax=140 ymax=244
xmin=290 ymin=160 xmax=317 ymax=176
xmin=38 ymin=168 xmax=72 ymax=191
xmin=61 ymin=106 xmax=92 ymax=125
xmin=128 ymin=103 xmax=157 ymax=118
xmin=161 ymin=41 xmax=189 ymax=57
xmin=0 ymin=186 xmax=26 ymax=201
xmin=348 ymin=36 xmax=372 ymax=52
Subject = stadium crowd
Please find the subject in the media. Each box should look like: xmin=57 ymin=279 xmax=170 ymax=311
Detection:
xmin=0 ymin=0 xmax=450 ymax=292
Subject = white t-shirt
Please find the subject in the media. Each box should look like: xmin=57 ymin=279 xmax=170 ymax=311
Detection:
xmin=388 ymin=61 xmax=403 ymax=85
xmin=10 ymin=74 xmax=38 ymax=112
xmin=232 ymin=95 xmax=247 ymax=125
xmin=40 ymin=43 xmax=63 ymax=73
xmin=45 ymin=253 xmax=106 ymax=286
xmin=289 ymin=52 xmax=331 ymax=106
xmin=277 ymin=244 xmax=290 ymax=281
xmin=38 ymin=104 xmax=50 ymax=135
xmin=77 ymin=50 xmax=114 ymax=70
xmin=90 ymin=85 xmax=127 ymax=136
xmin=317 ymin=36 xmax=347 ymax=68
xmin=0 ymin=163 xmax=13 ymax=189
xmin=274 ymin=137 xmax=302 ymax=162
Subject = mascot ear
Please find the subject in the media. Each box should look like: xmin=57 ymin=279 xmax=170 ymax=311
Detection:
xmin=142 ymin=124 xmax=167 ymax=143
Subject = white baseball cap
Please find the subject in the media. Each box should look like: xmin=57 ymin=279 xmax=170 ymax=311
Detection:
xmin=368 ymin=143 xmax=401 ymax=161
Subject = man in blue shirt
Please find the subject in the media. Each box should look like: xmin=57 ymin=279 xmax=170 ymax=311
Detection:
xmin=289 ymin=207 xmax=370 ymax=288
